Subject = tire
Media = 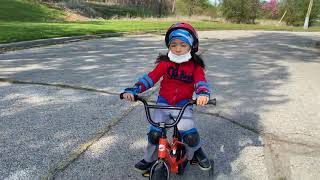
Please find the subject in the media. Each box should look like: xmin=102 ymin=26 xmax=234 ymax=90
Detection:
xmin=177 ymin=134 xmax=187 ymax=175
xmin=149 ymin=160 xmax=169 ymax=180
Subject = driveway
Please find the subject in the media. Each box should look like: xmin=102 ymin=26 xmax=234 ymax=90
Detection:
xmin=0 ymin=31 xmax=319 ymax=180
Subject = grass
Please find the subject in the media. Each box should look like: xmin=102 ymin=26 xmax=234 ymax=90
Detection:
xmin=0 ymin=0 xmax=319 ymax=44
xmin=1 ymin=20 xmax=319 ymax=43
xmin=0 ymin=0 xmax=64 ymax=22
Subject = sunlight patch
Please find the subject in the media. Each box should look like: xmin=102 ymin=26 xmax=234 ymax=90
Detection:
xmin=4 ymin=167 xmax=36 ymax=180
xmin=76 ymin=65 xmax=99 ymax=70
xmin=87 ymin=135 xmax=116 ymax=158
xmin=1 ymin=64 xmax=48 ymax=74
xmin=0 ymin=82 xmax=11 ymax=87
xmin=130 ymin=138 xmax=147 ymax=150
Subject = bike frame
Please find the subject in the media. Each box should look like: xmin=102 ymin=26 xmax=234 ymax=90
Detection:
xmin=158 ymin=130 xmax=187 ymax=173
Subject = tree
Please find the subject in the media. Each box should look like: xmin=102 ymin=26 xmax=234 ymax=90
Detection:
xmin=279 ymin=0 xmax=320 ymax=26
xmin=260 ymin=0 xmax=279 ymax=19
xmin=175 ymin=0 xmax=212 ymax=17
xmin=158 ymin=0 xmax=163 ymax=17
xmin=222 ymin=0 xmax=260 ymax=24
xmin=172 ymin=0 xmax=176 ymax=13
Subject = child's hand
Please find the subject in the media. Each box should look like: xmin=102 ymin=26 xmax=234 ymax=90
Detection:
xmin=197 ymin=96 xmax=209 ymax=106
xmin=123 ymin=93 xmax=135 ymax=101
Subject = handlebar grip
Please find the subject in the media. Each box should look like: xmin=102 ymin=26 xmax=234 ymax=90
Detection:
xmin=208 ymin=98 xmax=217 ymax=106
xmin=120 ymin=93 xmax=124 ymax=99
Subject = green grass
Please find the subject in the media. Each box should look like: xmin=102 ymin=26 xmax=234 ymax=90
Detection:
xmin=0 ymin=0 xmax=319 ymax=44
xmin=0 ymin=0 xmax=64 ymax=22
xmin=1 ymin=20 xmax=319 ymax=43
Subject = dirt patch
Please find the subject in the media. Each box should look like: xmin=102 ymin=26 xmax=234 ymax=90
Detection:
xmin=64 ymin=9 xmax=91 ymax=22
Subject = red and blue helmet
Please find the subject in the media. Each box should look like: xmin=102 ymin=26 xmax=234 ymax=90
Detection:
xmin=165 ymin=22 xmax=199 ymax=53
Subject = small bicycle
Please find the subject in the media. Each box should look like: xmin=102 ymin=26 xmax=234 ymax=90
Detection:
xmin=120 ymin=93 xmax=216 ymax=180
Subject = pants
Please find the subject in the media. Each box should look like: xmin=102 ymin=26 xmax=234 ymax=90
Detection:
xmin=143 ymin=104 xmax=202 ymax=162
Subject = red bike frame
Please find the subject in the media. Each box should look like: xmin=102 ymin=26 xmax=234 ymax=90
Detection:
xmin=158 ymin=136 xmax=187 ymax=173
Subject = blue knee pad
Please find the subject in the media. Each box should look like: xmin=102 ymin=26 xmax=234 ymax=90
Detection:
xmin=180 ymin=128 xmax=200 ymax=147
xmin=148 ymin=126 xmax=162 ymax=145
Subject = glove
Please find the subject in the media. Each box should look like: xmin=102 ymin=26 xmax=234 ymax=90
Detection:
xmin=123 ymin=84 xmax=141 ymax=95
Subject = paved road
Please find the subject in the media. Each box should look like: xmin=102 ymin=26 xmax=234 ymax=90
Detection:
xmin=0 ymin=31 xmax=319 ymax=180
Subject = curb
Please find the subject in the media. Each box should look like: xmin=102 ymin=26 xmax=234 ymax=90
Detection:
xmin=0 ymin=33 xmax=125 ymax=53
xmin=0 ymin=31 xmax=162 ymax=54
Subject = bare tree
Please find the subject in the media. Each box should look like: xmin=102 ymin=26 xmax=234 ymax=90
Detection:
xmin=158 ymin=0 xmax=163 ymax=17
xmin=172 ymin=0 xmax=176 ymax=13
xmin=188 ymin=0 xmax=199 ymax=17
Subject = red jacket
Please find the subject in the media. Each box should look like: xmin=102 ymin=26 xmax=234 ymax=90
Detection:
xmin=135 ymin=60 xmax=210 ymax=105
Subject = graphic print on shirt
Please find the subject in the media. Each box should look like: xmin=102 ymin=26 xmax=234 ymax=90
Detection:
xmin=167 ymin=66 xmax=193 ymax=83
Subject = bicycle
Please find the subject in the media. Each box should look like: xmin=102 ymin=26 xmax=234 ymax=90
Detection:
xmin=120 ymin=93 xmax=216 ymax=180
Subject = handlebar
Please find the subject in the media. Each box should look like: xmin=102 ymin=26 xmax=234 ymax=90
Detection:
xmin=120 ymin=93 xmax=216 ymax=128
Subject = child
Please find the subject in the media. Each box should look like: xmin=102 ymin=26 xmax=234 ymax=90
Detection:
xmin=122 ymin=22 xmax=212 ymax=172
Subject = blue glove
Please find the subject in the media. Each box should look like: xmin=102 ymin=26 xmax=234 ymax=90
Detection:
xmin=195 ymin=91 xmax=210 ymax=98
xmin=123 ymin=84 xmax=141 ymax=95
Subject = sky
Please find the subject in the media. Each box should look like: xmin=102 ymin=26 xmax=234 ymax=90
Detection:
xmin=208 ymin=0 xmax=219 ymax=5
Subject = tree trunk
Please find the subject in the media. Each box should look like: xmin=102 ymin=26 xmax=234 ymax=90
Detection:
xmin=158 ymin=0 xmax=162 ymax=17
xmin=171 ymin=0 xmax=176 ymax=13
xmin=189 ymin=0 xmax=195 ymax=17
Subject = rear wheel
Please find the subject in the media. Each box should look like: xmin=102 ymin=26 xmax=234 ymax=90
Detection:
xmin=149 ymin=160 xmax=169 ymax=180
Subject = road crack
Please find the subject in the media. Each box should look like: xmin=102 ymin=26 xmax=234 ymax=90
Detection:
xmin=43 ymin=89 xmax=157 ymax=180
xmin=0 ymin=78 xmax=118 ymax=95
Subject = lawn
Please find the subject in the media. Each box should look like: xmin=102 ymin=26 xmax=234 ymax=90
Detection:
xmin=0 ymin=0 xmax=64 ymax=22
xmin=0 ymin=0 xmax=319 ymax=44
xmin=1 ymin=20 xmax=319 ymax=44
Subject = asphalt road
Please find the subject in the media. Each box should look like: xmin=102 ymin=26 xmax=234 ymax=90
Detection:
xmin=0 ymin=31 xmax=319 ymax=180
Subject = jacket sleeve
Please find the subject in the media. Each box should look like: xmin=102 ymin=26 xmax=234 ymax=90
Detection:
xmin=193 ymin=65 xmax=211 ymax=97
xmin=124 ymin=61 xmax=167 ymax=94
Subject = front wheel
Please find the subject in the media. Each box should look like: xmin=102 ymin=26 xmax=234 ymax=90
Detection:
xmin=149 ymin=160 xmax=170 ymax=180
xmin=177 ymin=145 xmax=187 ymax=175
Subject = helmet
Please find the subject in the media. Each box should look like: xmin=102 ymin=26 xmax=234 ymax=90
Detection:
xmin=165 ymin=22 xmax=199 ymax=53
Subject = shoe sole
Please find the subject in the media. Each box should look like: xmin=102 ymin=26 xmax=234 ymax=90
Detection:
xmin=134 ymin=167 xmax=149 ymax=173
xmin=198 ymin=164 xmax=211 ymax=171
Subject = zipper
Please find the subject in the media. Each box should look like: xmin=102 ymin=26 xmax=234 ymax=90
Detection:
xmin=172 ymin=63 xmax=180 ymax=104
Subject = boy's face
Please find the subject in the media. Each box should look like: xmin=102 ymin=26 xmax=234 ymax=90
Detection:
xmin=169 ymin=39 xmax=191 ymax=55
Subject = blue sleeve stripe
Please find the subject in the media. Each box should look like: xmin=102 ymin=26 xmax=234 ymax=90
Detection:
xmin=195 ymin=81 xmax=208 ymax=88
xmin=208 ymin=83 xmax=213 ymax=92
xmin=195 ymin=81 xmax=212 ymax=92
xmin=197 ymin=84 xmax=209 ymax=89
xmin=139 ymin=78 xmax=150 ymax=89
xmin=143 ymin=77 xmax=152 ymax=89
xmin=196 ymin=93 xmax=210 ymax=98
xmin=143 ymin=74 xmax=154 ymax=87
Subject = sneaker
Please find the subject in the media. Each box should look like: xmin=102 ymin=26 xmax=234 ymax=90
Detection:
xmin=194 ymin=148 xmax=211 ymax=171
xmin=134 ymin=159 xmax=153 ymax=173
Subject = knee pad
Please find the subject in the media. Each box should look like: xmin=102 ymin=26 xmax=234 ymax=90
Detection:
xmin=183 ymin=131 xmax=200 ymax=147
xmin=148 ymin=130 xmax=161 ymax=145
